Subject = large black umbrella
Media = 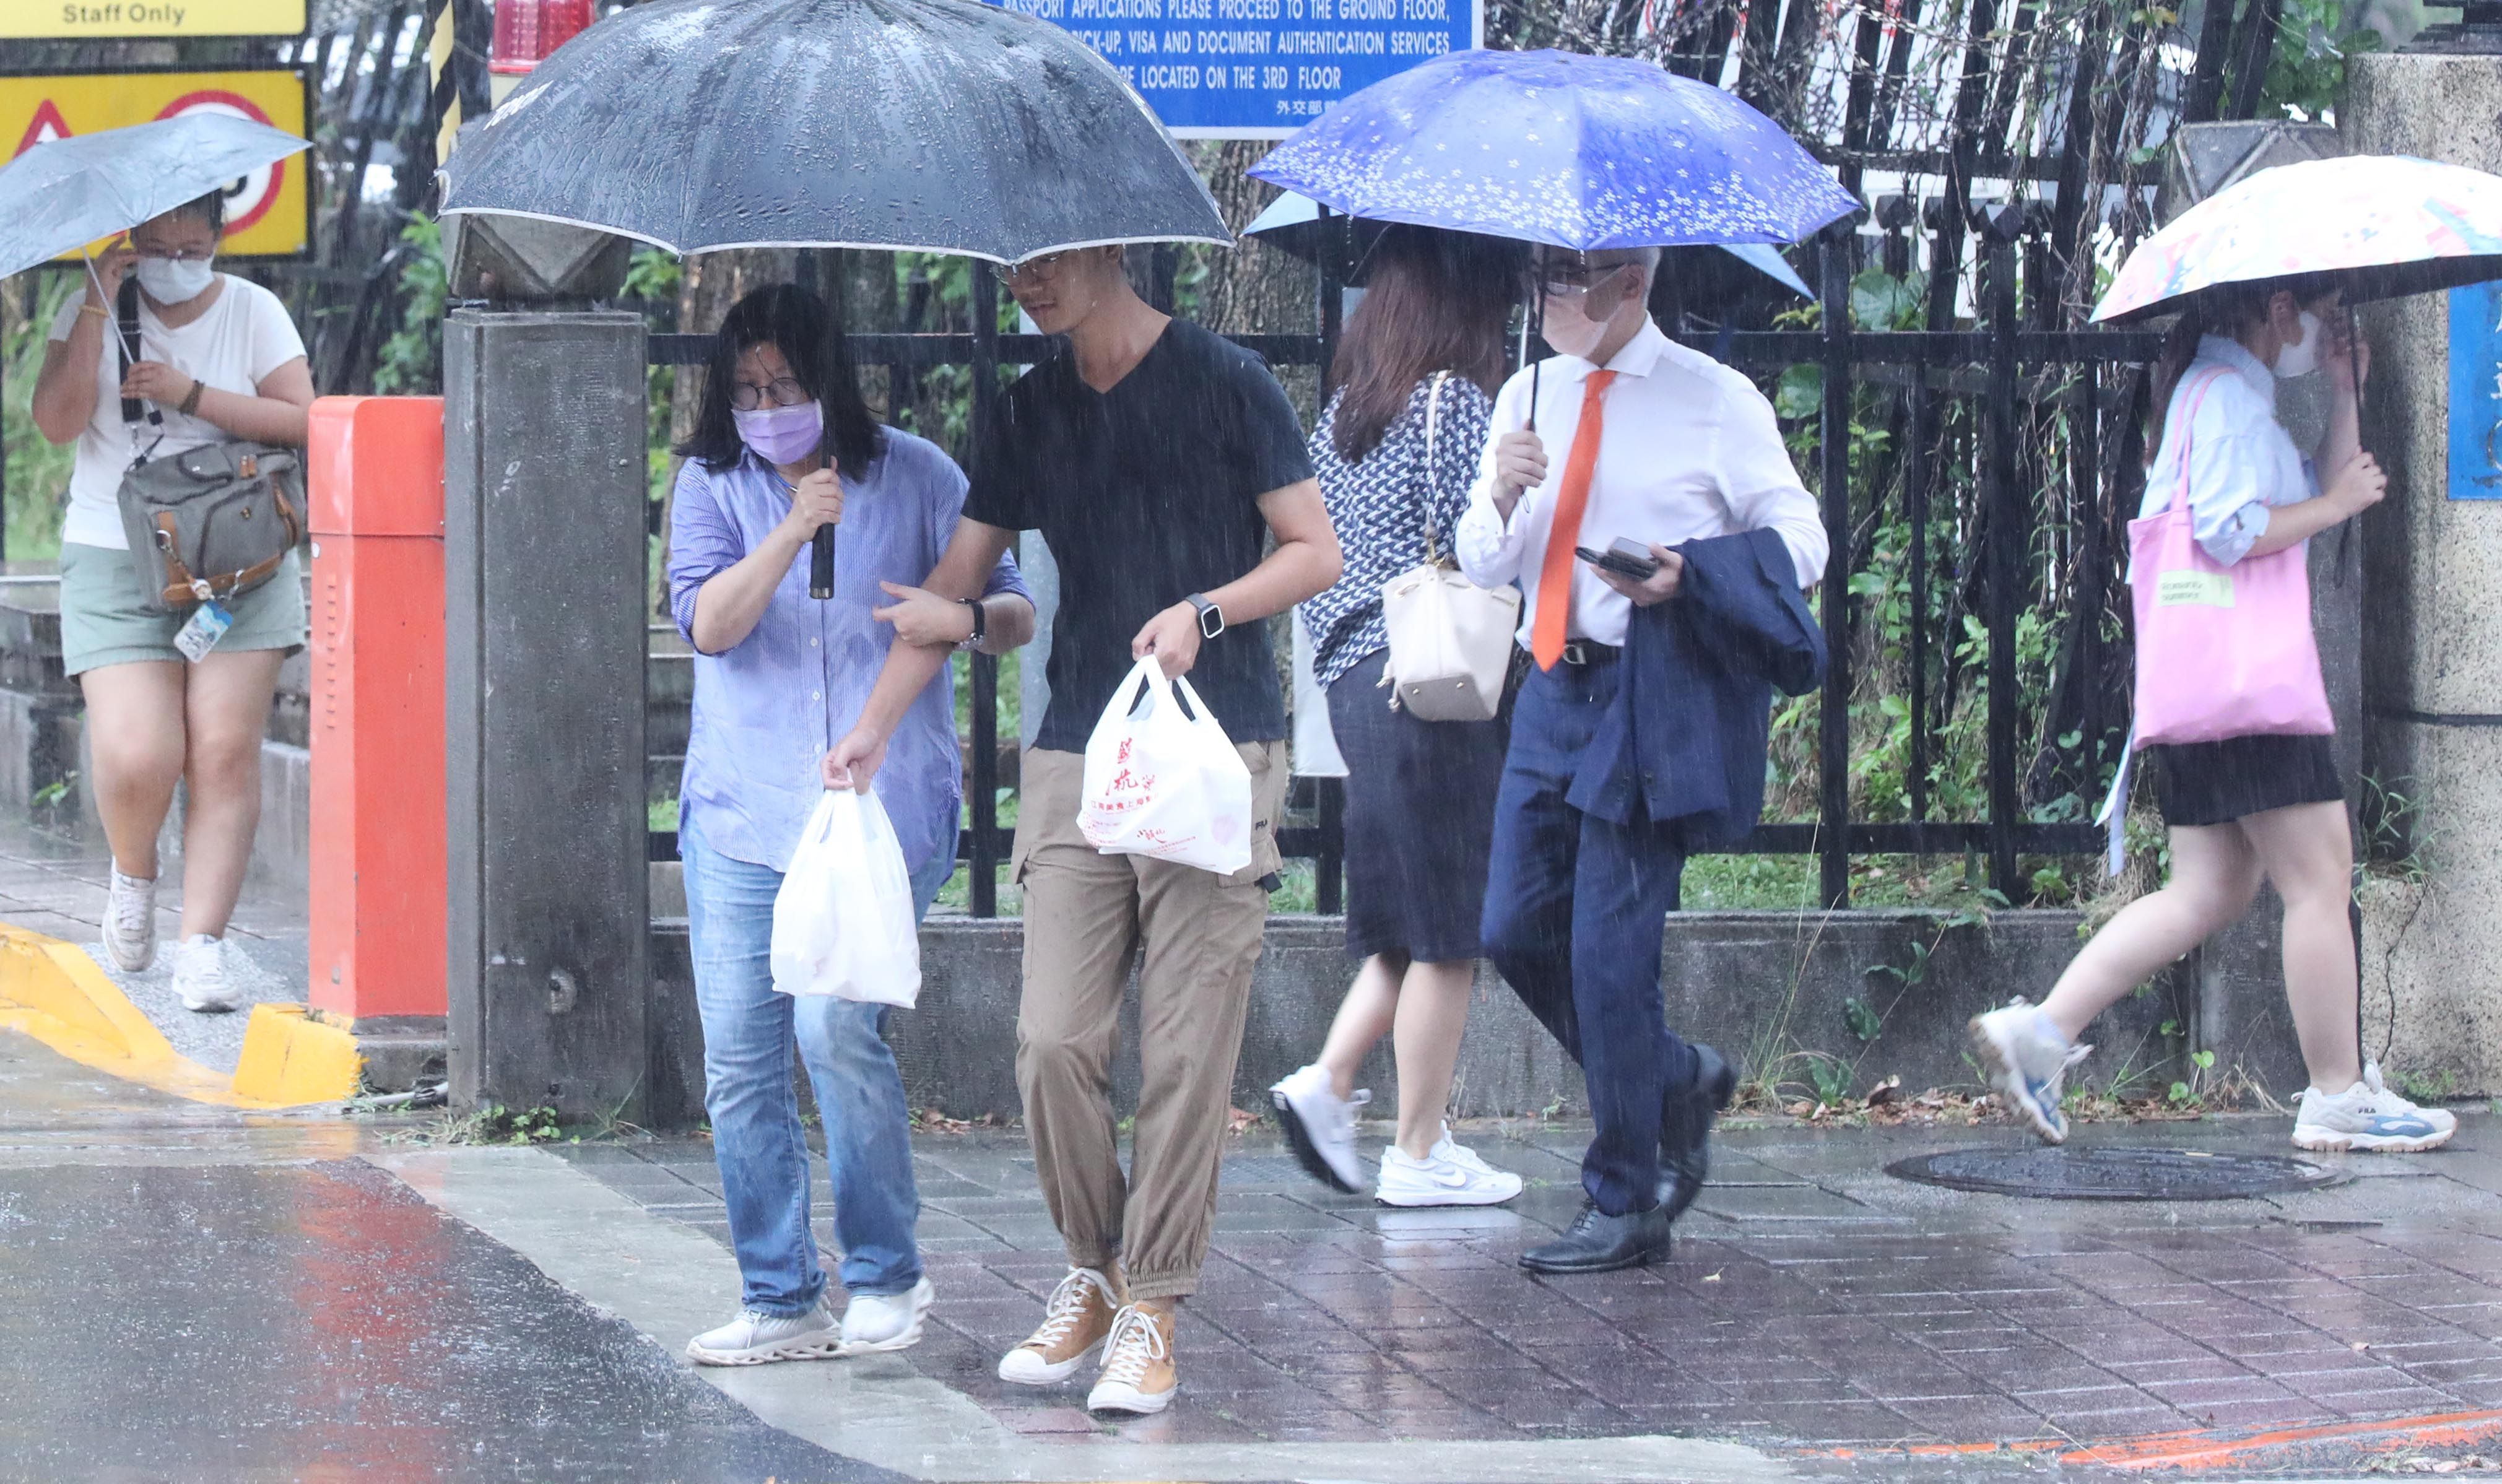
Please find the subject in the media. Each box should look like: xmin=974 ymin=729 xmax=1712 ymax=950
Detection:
xmin=437 ymin=0 xmax=1228 ymax=264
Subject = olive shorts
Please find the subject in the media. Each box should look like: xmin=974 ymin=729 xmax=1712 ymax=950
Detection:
xmin=59 ymin=541 xmax=308 ymax=677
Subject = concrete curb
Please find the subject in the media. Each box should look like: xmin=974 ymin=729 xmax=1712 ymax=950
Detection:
xmin=0 ymin=924 xmax=351 ymax=1108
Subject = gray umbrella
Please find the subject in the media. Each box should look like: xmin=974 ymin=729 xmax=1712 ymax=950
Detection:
xmin=0 ymin=113 xmax=311 ymax=281
xmin=438 ymin=0 xmax=1229 ymax=264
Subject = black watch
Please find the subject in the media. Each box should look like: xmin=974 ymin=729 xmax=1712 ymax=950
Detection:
xmin=1184 ymin=592 xmax=1224 ymax=640
xmin=957 ymin=596 xmax=987 ymax=651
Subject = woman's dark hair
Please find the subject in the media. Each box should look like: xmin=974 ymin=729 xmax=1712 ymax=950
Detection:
xmin=675 ymin=282 xmax=884 ymax=476
xmin=1326 ymin=225 xmax=1521 ymax=464
xmin=152 ymin=190 xmax=225 ymax=234
xmin=2144 ymin=273 xmax=2337 ymax=462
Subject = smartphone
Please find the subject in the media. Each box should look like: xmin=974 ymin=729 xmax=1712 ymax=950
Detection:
xmin=1575 ymin=537 xmax=1661 ymax=581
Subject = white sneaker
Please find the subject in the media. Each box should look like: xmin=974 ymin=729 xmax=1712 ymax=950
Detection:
xmin=171 ymin=934 xmax=241 ymax=1014
xmin=1272 ymin=1062 xmax=1370 ymax=1193
xmin=1376 ymin=1126 xmax=1524 ymax=1207
xmin=1970 ymin=1001 xmax=2091 ymax=1144
xmin=103 ymin=869 xmax=157 ymax=973
xmin=839 ymin=1277 xmax=934 ymax=1355
xmin=2293 ymin=1064 xmax=2459 ymax=1153
xmin=685 ymin=1299 xmax=843 ymax=1366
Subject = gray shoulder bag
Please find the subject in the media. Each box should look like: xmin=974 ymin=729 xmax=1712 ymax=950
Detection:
xmin=113 ymin=276 xmax=302 ymax=614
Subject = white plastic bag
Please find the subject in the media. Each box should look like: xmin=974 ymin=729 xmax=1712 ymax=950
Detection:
xmin=1079 ymin=656 xmax=1254 ymax=876
xmin=770 ymin=788 xmax=922 ymax=1007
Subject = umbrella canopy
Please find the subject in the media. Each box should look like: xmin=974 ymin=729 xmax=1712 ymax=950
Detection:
xmin=0 ymin=113 xmax=310 ymax=281
xmin=1242 ymin=189 xmax=1814 ymax=297
xmin=438 ymin=0 xmax=1228 ymax=264
xmin=1248 ymin=48 xmax=1857 ymax=253
xmin=2093 ymin=154 xmax=2502 ymax=323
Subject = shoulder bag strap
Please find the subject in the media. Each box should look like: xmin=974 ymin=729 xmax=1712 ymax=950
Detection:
xmin=2165 ymin=368 xmax=2231 ymax=516
xmin=116 ymin=276 xmax=165 ymax=464
xmin=1417 ymin=370 xmax=1452 ymax=563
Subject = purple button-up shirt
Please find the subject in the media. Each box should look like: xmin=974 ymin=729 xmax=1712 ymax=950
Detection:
xmin=668 ymin=425 xmax=1027 ymax=878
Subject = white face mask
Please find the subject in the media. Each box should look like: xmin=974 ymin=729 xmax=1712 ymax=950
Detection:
xmin=135 ymin=255 xmax=217 ymax=305
xmin=2272 ymin=309 xmax=2322 ymax=380
xmin=1540 ymin=291 xmax=1610 ymax=360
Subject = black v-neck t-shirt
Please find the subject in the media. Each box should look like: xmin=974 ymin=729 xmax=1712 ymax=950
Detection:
xmin=964 ymin=319 xmax=1316 ymax=753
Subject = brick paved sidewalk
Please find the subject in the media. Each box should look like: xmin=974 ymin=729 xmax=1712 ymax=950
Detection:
xmin=558 ymin=1112 xmax=2502 ymax=1459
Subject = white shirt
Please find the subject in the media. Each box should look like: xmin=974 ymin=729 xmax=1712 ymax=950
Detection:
xmin=2139 ymin=335 xmax=2316 ymax=568
xmin=46 ymin=274 xmax=307 ymax=550
xmin=1456 ymin=319 xmax=1828 ymax=649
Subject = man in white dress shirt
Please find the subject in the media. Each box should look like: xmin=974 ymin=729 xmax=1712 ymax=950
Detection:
xmin=1456 ymin=246 xmax=1827 ymax=1274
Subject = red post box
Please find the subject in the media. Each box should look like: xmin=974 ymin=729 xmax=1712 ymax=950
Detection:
xmin=308 ymin=397 xmax=447 ymax=1026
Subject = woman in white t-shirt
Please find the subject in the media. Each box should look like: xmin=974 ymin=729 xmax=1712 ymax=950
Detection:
xmin=29 ymin=191 xmax=314 ymax=1012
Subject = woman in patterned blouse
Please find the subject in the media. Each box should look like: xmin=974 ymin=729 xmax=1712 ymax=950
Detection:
xmin=1271 ymin=226 xmax=1530 ymax=1207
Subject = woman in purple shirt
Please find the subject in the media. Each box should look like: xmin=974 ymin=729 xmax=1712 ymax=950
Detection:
xmin=667 ymin=285 xmax=1033 ymax=1368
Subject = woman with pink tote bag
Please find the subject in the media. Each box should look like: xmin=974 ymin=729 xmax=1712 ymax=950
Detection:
xmin=1970 ymin=278 xmax=2457 ymax=1156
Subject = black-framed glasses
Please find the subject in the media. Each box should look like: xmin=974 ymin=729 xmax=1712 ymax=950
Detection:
xmin=1539 ymin=261 xmax=1635 ymax=302
xmin=729 ymin=376 xmax=810 ymax=412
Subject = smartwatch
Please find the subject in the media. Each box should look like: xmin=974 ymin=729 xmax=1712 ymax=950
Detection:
xmin=1184 ymin=592 xmax=1224 ymax=640
xmin=957 ymin=596 xmax=987 ymax=651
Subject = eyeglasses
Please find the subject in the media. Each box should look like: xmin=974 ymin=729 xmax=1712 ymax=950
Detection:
xmin=131 ymin=246 xmax=216 ymax=263
xmin=729 ymin=376 xmax=809 ymax=412
xmin=1539 ymin=261 xmax=1636 ymax=302
xmin=1005 ymin=251 xmax=1070 ymax=284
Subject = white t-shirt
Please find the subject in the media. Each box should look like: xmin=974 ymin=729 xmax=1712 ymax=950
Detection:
xmin=45 ymin=274 xmax=308 ymax=550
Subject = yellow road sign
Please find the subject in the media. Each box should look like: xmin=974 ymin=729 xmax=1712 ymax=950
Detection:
xmin=5 ymin=1 xmax=306 ymax=39
xmin=1 ymin=69 xmax=311 ymax=259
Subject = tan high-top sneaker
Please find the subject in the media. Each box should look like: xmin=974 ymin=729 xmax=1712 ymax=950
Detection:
xmin=1085 ymin=1301 xmax=1177 ymax=1415
xmin=997 ymin=1265 xmax=1126 ymax=1385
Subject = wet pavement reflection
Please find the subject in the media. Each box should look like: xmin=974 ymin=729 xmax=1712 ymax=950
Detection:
xmin=0 ymin=1038 xmax=893 ymax=1484
xmin=565 ymin=1116 xmax=2502 ymax=1456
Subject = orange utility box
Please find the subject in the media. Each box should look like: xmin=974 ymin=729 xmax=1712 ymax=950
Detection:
xmin=308 ymin=396 xmax=447 ymax=1022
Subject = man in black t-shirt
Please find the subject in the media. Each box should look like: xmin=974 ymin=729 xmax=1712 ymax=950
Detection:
xmin=824 ymin=246 xmax=1337 ymax=1417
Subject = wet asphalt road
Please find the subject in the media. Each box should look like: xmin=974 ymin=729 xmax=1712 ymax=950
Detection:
xmin=0 ymin=1032 xmax=895 ymax=1484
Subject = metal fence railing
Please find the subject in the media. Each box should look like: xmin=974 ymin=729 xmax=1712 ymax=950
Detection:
xmin=647 ymin=223 xmax=2164 ymax=916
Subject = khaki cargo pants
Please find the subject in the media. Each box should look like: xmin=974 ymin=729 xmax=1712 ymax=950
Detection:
xmin=1011 ymin=740 xmax=1287 ymax=1302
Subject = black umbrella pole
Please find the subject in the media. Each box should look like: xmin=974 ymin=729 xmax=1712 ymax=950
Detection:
xmin=811 ymin=527 xmax=836 ymax=600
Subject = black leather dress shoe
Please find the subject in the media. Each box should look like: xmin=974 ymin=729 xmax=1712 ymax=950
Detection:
xmin=1656 ymin=1044 xmax=1739 ymax=1220
xmin=1519 ymin=1199 xmax=1674 ymax=1274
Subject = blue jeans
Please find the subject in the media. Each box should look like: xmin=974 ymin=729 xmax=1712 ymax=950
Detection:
xmin=1482 ymin=656 xmax=1699 ymax=1218
xmin=682 ymin=814 xmax=952 ymax=1312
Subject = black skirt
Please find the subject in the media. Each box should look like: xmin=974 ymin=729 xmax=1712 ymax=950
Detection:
xmin=1325 ymin=648 xmax=1509 ymax=962
xmin=2147 ymin=733 xmax=2343 ymax=827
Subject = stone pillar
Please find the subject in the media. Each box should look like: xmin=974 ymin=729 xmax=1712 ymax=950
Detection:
xmin=2345 ymin=48 xmax=2502 ymax=1097
xmin=443 ymin=309 xmax=651 ymax=1121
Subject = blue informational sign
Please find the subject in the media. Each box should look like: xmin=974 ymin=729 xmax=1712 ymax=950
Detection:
xmin=993 ymin=0 xmax=1481 ymax=139
xmin=2452 ymin=281 xmax=2502 ymax=500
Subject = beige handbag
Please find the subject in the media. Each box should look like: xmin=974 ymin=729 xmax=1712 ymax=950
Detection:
xmin=1379 ymin=372 xmax=1522 ymax=721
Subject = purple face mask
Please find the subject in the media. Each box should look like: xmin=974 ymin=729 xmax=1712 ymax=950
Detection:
xmin=732 ymin=401 xmax=823 ymax=466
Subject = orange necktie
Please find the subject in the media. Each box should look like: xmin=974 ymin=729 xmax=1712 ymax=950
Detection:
xmin=1531 ymin=369 xmax=1617 ymax=670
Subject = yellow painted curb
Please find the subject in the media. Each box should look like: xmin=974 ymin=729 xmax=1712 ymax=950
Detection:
xmin=0 ymin=924 xmax=350 ymax=1109
xmin=232 ymin=1004 xmax=362 ymax=1104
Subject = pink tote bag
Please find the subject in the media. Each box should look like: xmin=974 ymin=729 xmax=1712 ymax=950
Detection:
xmin=2126 ymin=369 xmax=2333 ymax=745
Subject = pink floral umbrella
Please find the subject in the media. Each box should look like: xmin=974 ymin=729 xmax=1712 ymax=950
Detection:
xmin=2092 ymin=154 xmax=2502 ymax=323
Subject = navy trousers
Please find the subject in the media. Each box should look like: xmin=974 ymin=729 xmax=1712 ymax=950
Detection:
xmin=1482 ymin=655 xmax=1700 ymax=1217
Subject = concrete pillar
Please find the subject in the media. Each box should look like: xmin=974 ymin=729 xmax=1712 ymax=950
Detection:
xmin=443 ymin=309 xmax=650 ymax=1120
xmin=2347 ymin=48 xmax=2502 ymax=1097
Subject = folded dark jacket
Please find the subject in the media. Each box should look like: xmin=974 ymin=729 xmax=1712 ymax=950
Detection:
xmin=1566 ymin=526 xmax=1827 ymax=849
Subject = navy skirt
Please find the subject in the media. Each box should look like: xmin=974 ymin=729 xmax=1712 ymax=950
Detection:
xmin=2147 ymin=734 xmax=2342 ymax=827
xmin=1324 ymin=647 xmax=1510 ymax=962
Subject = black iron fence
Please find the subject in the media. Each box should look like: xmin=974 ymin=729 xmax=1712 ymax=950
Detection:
xmin=647 ymin=212 xmax=2165 ymax=917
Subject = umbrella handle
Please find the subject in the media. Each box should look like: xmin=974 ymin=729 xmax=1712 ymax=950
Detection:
xmin=1524 ymin=246 xmax=1545 ymax=433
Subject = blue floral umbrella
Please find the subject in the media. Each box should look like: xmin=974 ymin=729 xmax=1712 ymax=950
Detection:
xmin=1248 ymin=48 xmax=1857 ymax=253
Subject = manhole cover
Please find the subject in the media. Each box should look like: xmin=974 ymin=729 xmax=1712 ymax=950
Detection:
xmin=1887 ymin=1146 xmax=2339 ymax=1200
